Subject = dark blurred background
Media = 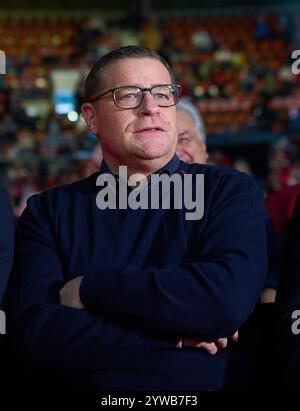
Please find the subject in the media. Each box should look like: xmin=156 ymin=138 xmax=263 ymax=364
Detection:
xmin=1 ymin=0 xmax=300 ymax=215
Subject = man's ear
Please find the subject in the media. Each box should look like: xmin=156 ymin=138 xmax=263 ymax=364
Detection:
xmin=81 ymin=103 xmax=98 ymax=135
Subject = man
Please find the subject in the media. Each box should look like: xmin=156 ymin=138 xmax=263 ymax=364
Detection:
xmin=8 ymin=46 xmax=268 ymax=391
xmin=176 ymin=97 xmax=208 ymax=164
xmin=0 ymin=187 xmax=14 ymax=307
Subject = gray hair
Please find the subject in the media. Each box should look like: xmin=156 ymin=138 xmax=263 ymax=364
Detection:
xmin=177 ymin=98 xmax=206 ymax=143
xmin=84 ymin=45 xmax=175 ymax=102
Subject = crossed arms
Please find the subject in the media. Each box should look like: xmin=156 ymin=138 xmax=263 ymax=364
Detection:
xmin=8 ymin=173 xmax=268 ymax=372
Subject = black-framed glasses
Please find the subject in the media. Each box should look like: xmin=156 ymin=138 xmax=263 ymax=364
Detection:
xmin=89 ymin=84 xmax=181 ymax=109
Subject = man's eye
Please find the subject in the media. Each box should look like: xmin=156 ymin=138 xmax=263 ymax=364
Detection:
xmin=120 ymin=93 xmax=137 ymax=100
xmin=154 ymin=93 xmax=170 ymax=100
xmin=178 ymin=136 xmax=190 ymax=144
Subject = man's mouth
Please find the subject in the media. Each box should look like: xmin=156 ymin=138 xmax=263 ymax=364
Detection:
xmin=135 ymin=126 xmax=164 ymax=133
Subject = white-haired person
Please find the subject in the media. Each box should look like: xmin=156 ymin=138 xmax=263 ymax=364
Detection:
xmin=176 ymin=97 xmax=208 ymax=164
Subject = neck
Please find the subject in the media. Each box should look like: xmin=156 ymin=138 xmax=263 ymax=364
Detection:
xmin=104 ymin=153 xmax=175 ymax=184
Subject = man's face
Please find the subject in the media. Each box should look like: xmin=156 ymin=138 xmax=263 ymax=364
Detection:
xmin=176 ymin=110 xmax=208 ymax=164
xmin=82 ymin=58 xmax=177 ymax=172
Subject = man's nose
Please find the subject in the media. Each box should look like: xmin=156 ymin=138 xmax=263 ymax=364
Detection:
xmin=138 ymin=91 xmax=160 ymax=115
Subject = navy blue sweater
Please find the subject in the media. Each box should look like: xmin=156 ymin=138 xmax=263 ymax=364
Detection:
xmin=8 ymin=155 xmax=268 ymax=390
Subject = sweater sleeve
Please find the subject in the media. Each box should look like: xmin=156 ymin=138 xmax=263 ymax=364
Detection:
xmin=7 ymin=194 xmax=174 ymax=374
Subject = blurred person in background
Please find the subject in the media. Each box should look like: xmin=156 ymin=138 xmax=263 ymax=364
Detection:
xmin=176 ymin=97 xmax=208 ymax=164
xmin=265 ymin=182 xmax=300 ymax=239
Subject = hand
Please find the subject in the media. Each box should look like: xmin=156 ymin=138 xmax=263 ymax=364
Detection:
xmin=59 ymin=275 xmax=85 ymax=309
xmin=177 ymin=331 xmax=239 ymax=355
xmin=260 ymin=288 xmax=276 ymax=304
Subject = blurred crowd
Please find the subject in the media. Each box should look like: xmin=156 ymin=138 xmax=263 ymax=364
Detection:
xmin=1 ymin=10 xmax=300 ymax=214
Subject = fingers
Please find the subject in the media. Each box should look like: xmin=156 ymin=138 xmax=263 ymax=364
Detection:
xmin=181 ymin=338 xmax=218 ymax=355
xmin=216 ymin=337 xmax=228 ymax=349
xmin=176 ymin=337 xmax=183 ymax=348
xmin=177 ymin=331 xmax=239 ymax=355
xmin=230 ymin=331 xmax=239 ymax=343
xmin=197 ymin=342 xmax=218 ymax=355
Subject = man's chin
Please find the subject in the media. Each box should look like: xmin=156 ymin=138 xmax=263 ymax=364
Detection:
xmin=135 ymin=148 xmax=172 ymax=161
xmin=136 ymin=153 xmax=168 ymax=162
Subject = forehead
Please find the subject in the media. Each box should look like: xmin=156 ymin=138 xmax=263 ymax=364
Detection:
xmin=102 ymin=57 xmax=172 ymax=88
